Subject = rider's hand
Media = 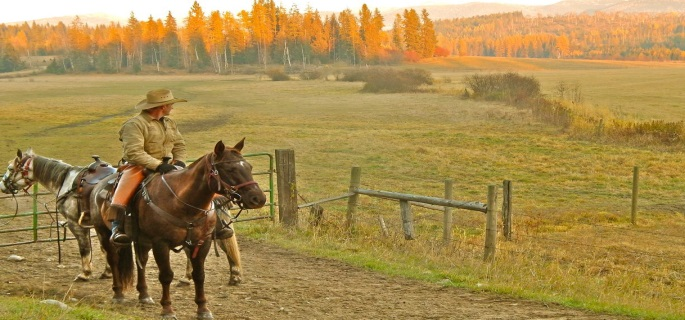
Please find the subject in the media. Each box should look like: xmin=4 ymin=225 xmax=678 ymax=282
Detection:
xmin=173 ymin=160 xmax=186 ymax=168
xmin=156 ymin=163 xmax=177 ymax=174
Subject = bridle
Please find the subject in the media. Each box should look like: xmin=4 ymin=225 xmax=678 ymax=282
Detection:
xmin=205 ymin=153 xmax=259 ymax=209
xmin=1 ymin=155 xmax=35 ymax=195
xmin=152 ymin=152 xmax=259 ymax=216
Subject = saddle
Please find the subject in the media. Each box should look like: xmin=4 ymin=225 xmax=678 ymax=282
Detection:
xmin=76 ymin=155 xmax=117 ymax=227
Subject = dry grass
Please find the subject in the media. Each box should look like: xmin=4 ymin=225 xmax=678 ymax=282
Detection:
xmin=1 ymin=58 xmax=685 ymax=319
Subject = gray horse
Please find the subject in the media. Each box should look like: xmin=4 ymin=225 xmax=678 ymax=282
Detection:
xmin=0 ymin=148 xmax=109 ymax=281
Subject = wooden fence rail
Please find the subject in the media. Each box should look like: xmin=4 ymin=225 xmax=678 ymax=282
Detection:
xmin=290 ymin=165 xmax=509 ymax=260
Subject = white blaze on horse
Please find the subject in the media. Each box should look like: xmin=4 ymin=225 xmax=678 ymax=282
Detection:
xmin=90 ymin=139 xmax=265 ymax=319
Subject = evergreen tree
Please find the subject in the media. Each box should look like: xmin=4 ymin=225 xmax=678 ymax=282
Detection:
xmin=420 ymin=9 xmax=436 ymax=58
xmin=185 ymin=1 xmax=211 ymax=71
xmin=402 ymin=9 xmax=421 ymax=55
xmin=162 ymin=12 xmax=182 ymax=69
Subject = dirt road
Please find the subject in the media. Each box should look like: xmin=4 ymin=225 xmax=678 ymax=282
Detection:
xmin=0 ymin=236 xmax=632 ymax=319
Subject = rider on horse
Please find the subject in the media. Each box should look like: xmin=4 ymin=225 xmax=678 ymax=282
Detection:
xmin=106 ymin=89 xmax=234 ymax=245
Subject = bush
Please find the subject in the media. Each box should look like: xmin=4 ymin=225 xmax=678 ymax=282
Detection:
xmin=45 ymin=59 xmax=66 ymax=74
xmin=361 ymin=67 xmax=434 ymax=93
xmin=464 ymin=72 xmax=541 ymax=105
xmin=339 ymin=68 xmax=370 ymax=82
xmin=266 ymin=67 xmax=290 ymax=81
xmin=300 ymin=69 xmax=323 ymax=80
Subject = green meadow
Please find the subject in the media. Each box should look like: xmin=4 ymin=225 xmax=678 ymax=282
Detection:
xmin=1 ymin=57 xmax=684 ymax=319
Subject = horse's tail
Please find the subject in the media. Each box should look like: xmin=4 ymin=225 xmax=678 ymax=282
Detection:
xmin=117 ymin=245 xmax=135 ymax=291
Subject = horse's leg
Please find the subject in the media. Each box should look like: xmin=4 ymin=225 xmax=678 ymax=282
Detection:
xmin=135 ymin=243 xmax=154 ymax=304
xmin=99 ymin=245 xmax=113 ymax=279
xmin=152 ymin=243 xmax=176 ymax=319
xmin=65 ymin=219 xmax=93 ymax=282
xmin=190 ymin=243 xmax=213 ymax=319
xmin=217 ymin=235 xmax=242 ymax=285
xmin=97 ymin=230 xmax=125 ymax=303
xmin=178 ymin=254 xmax=193 ymax=286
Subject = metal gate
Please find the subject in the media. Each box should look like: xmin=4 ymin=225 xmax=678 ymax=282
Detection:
xmin=0 ymin=152 xmax=275 ymax=248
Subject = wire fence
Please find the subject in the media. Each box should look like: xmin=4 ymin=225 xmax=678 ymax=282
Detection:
xmin=292 ymin=179 xmax=685 ymax=310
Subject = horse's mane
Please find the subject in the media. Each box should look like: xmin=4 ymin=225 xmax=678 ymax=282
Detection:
xmin=31 ymin=155 xmax=83 ymax=191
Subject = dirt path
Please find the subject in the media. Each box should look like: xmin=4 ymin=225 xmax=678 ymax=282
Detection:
xmin=0 ymin=236 xmax=632 ymax=320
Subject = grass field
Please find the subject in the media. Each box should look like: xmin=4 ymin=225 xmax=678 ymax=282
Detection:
xmin=1 ymin=57 xmax=685 ymax=319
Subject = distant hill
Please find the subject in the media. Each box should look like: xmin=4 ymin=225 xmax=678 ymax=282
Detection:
xmin=3 ymin=14 xmax=126 ymax=26
xmin=383 ymin=0 xmax=685 ymax=22
xmin=3 ymin=0 xmax=685 ymax=26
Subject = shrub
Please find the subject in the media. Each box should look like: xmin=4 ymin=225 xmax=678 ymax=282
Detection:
xmin=361 ymin=67 xmax=434 ymax=93
xmin=464 ymin=72 xmax=541 ymax=105
xmin=45 ymin=59 xmax=66 ymax=74
xmin=300 ymin=69 xmax=323 ymax=80
xmin=266 ymin=67 xmax=290 ymax=81
xmin=434 ymin=46 xmax=450 ymax=57
xmin=339 ymin=68 xmax=370 ymax=82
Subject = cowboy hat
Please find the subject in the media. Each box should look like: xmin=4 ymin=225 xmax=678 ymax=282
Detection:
xmin=135 ymin=89 xmax=188 ymax=110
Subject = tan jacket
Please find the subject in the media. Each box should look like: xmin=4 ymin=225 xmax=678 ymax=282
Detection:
xmin=118 ymin=112 xmax=186 ymax=170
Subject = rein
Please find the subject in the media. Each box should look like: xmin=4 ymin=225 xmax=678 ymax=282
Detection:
xmin=2 ymin=156 xmax=35 ymax=194
xmin=205 ymin=154 xmax=258 ymax=208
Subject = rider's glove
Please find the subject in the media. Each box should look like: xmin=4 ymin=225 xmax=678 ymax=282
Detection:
xmin=173 ymin=160 xmax=186 ymax=168
xmin=156 ymin=163 xmax=177 ymax=174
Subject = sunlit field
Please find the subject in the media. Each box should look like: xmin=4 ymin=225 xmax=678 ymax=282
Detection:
xmin=1 ymin=57 xmax=684 ymax=319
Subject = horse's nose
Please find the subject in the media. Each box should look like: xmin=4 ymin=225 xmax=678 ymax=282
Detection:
xmin=246 ymin=192 xmax=266 ymax=209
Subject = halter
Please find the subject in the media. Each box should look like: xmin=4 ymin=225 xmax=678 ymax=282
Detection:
xmin=205 ymin=153 xmax=259 ymax=209
xmin=2 ymin=155 xmax=35 ymax=194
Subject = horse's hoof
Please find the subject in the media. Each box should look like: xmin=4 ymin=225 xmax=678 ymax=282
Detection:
xmin=228 ymin=276 xmax=241 ymax=286
xmin=176 ymin=278 xmax=191 ymax=286
xmin=99 ymin=272 xmax=113 ymax=279
xmin=111 ymin=297 xmax=126 ymax=304
xmin=196 ymin=311 xmax=214 ymax=320
xmin=139 ymin=296 xmax=155 ymax=305
xmin=73 ymin=274 xmax=90 ymax=282
xmin=161 ymin=313 xmax=178 ymax=320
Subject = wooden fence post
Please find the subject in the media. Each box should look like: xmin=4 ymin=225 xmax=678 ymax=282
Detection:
xmin=502 ymin=180 xmax=512 ymax=241
xmin=443 ymin=179 xmax=453 ymax=243
xmin=346 ymin=167 xmax=361 ymax=232
xmin=377 ymin=215 xmax=389 ymax=237
xmin=484 ymin=185 xmax=498 ymax=261
xmin=275 ymin=149 xmax=298 ymax=227
xmin=400 ymin=200 xmax=415 ymax=240
xmin=632 ymin=166 xmax=639 ymax=225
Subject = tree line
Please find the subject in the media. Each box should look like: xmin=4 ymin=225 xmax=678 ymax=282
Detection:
xmin=435 ymin=11 xmax=685 ymax=61
xmin=2 ymin=2 xmax=685 ymax=74
xmin=0 ymin=0 xmax=437 ymax=73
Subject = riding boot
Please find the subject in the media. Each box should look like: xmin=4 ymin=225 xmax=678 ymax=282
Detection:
xmin=108 ymin=206 xmax=131 ymax=245
xmin=214 ymin=220 xmax=234 ymax=239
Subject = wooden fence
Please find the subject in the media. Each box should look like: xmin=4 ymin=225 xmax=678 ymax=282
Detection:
xmin=275 ymin=149 xmax=513 ymax=260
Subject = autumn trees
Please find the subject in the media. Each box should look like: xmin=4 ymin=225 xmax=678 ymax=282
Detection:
xmin=434 ymin=11 xmax=685 ymax=61
xmin=0 ymin=1 xmax=437 ymax=74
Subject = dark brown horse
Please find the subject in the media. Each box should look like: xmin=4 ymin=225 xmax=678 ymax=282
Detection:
xmin=90 ymin=139 xmax=266 ymax=319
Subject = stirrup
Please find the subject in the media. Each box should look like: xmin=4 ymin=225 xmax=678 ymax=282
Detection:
xmin=78 ymin=212 xmax=94 ymax=228
xmin=214 ymin=227 xmax=234 ymax=240
xmin=110 ymin=230 xmax=131 ymax=245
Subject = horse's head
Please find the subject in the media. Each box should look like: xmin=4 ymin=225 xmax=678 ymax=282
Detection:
xmin=206 ymin=139 xmax=266 ymax=210
xmin=1 ymin=148 xmax=35 ymax=194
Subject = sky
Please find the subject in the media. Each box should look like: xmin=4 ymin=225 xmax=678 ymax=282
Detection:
xmin=1 ymin=0 xmax=561 ymax=24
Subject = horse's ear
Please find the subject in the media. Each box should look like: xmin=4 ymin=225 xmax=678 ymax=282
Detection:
xmin=16 ymin=149 xmax=22 ymax=158
xmin=214 ymin=140 xmax=225 ymax=156
xmin=25 ymin=148 xmax=33 ymax=157
xmin=234 ymin=138 xmax=245 ymax=152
